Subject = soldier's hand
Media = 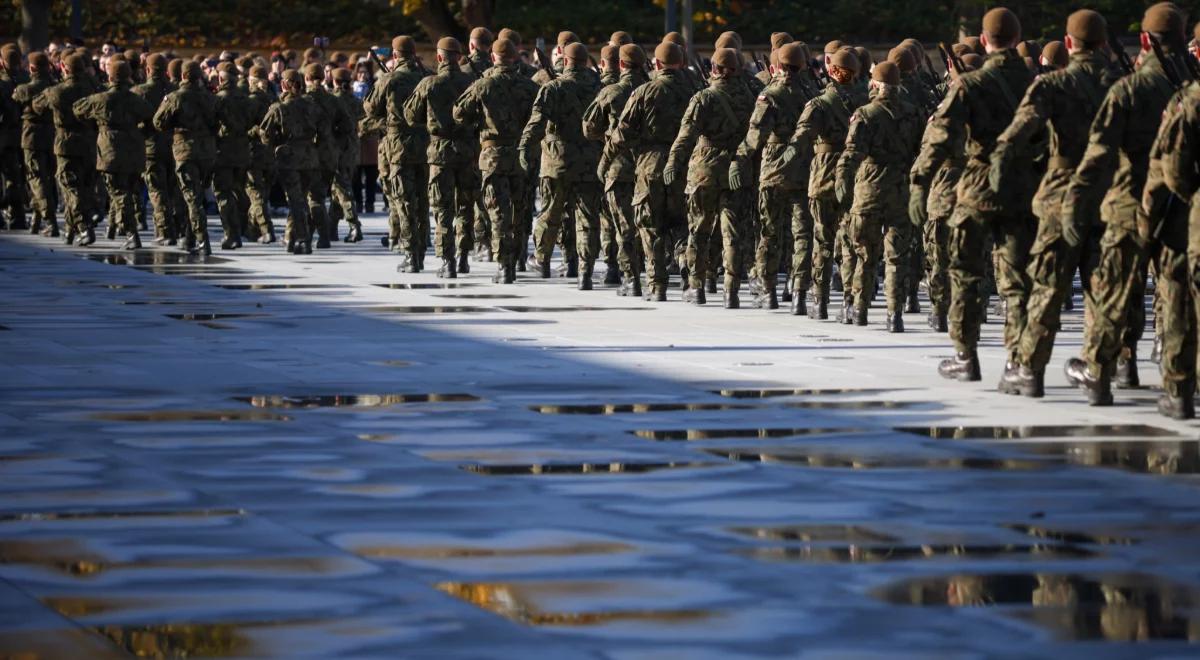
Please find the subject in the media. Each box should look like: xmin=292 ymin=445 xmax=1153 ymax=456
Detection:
xmin=728 ymin=160 xmax=745 ymax=190
xmin=519 ymin=152 xmax=533 ymax=175
xmin=663 ymin=164 xmax=678 ymax=187
xmin=835 ymin=182 xmax=850 ymax=210
xmin=780 ymin=145 xmax=797 ymax=169
xmin=908 ymin=184 xmax=928 ymax=227
xmin=1061 ymin=218 xmax=1081 ymax=248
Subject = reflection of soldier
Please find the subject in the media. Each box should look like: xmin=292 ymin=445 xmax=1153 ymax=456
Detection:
xmin=0 ymin=45 xmax=27 ymax=230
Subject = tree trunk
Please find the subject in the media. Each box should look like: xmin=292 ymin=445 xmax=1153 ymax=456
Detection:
xmin=461 ymin=0 xmax=494 ymax=29
xmin=21 ymin=0 xmax=53 ymax=53
xmin=409 ymin=1 xmax=466 ymax=42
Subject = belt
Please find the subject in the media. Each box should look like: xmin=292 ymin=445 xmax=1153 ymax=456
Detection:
xmin=1048 ymin=155 xmax=1079 ymax=170
xmin=813 ymin=143 xmax=840 ymax=155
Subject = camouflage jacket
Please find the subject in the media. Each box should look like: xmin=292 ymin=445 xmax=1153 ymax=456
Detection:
xmin=736 ymin=70 xmax=813 ymax=190
xmin=0 ymin=74 xmax=17 ymax=150
xmin=403 ymin=61 xmax=474 ymax=167
xmin=789 ymin=80 xmax=861 ymax=197
xmin=132 ymin=75 xmax=176 ymax=162
xmin=1142 ymin=84 xmax=1192 ymax=252
xmin=333 ymin=87 xmax=364 ymax=170
xmin=667 ymin=75 xmax=755 ymax=193
xmin=363 ymin=58 xmax=430 ymax=165
xmin=1062 ymin=49 xmax=1178 ymax=234
xmin=214 ymin=82 xmax=255 ymax=169
xmin=835 ymin=85 xmax=924 ymax=216
xmin=12 ymin=74 xmax=56 ymax=152
xmin=583 ymin=68 xmax=649 ymax=188
xmin=245 ymin=86 xmax=274 ymax=170
xmin=613 ymin=67 xmax=694 ymax=180
xmin=152 ymin=79 xmax=218 ymax=164
xmin=899 ymin=71 xmax=936 ymax=121
xmin=32 ymin=76 xmax=97 ymax=158
xmin=520 ymin=67 xmax=601 ymax=181
xmin=1156 ymin=81 xmax=1200 ymax=254
xmin=305 ymin=86 xmax=350 ymax=171
xmin=911 ymin=49 xmax=1033 ymax=215
xmin=72 ymin=81 xmax=154 ymax=173
xmin=259 ymin=90 xmax=319 ymax=171
xmin=453 ymin=62 xmax=539 ymax=173
xmin=460 ymin=51 xmax=492 ymax=80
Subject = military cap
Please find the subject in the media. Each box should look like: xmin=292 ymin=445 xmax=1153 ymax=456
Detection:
xmin=619 ymin=43 xmax=646 ymax=66
xmin=824 ymin=40 xmax=844 ymax=55
xmin=1143 ymin=2 xmax=1184 ymax=36
xmin=888 ymin=45 xmax=916 ymax=72
xmin=1 ymin=47 xmax=19 ymax=69
xmin=600 ymin=44 xmax=619 ymax=66
xmin=1066 ymin=9 xmax=1107 ymax=44
xmin=951 ymin=42 xmax=972 ymax=59
xmin=216 ymin=60 xmax=237 ymax=75
xmin=330 ymin=50 xmax=347 ymax=65
xmin=852 ymin=46 xmax=872 ymax=67
xmin=557 ymin=31 xmax=580 ymax=47
xmin=332 ymin=67 xmax=352 ymax=82
xmin=302 ymin=62 xmax=324 ymax=79
xmin=470 ymin=27 xmax=494 ymax=44
xmin=281 ymin=69 xmax=304 ymax=86
xmin=237 ymin=55 xmax=254 ymax=70
xmin=610 ymin=31 xmax=633 ymax=46
xmin=563 ymin=42 xmax=588 ymax=63
xmin=437 ymin=37 xmax=462 ymax=53
xmin=0 ymin=42 xmax=17 ymax=55
xmin=982 ymin=7 xmax=1021 ymax=43
xmin=63 ymin=53 xmax=86 ymax=75
xmin=182 ymin=60 xmax=203 ymax=80
xmin=770 ymin=32 xmax=794 ymax=50
xmin=871 ymin=60 xmax=900 ymax=85
xmin=167 ymin=57 xmax=183 ymax=80
xmin=829 ymin=48 xmax=859 ymax=73
xmin=769 ymin=50 xmax=780 ymax=68
xmin=123 ymin=49 xmax=141 ymax=64
xmin=28 ymin=51 xmax=50 ymax=71
xmin=1195 ymin=20 xmax=1200 ymax=42
xmin=492 ymin=38 xmax=519 ymax=61
xmin=715 ymin=32 xmax=741 ymax=50
xmin=392 ymin=35 xmax=416 ymax=55
xmin=107 ymin=59 xmax=132 ymax=82
xmin=663 ymin=31 xmax=686 ymax=47
xmin=960 ymin=53 xmax=984 ymax=70
xmin=249 ymin=64 xmax=268 ymax=79
xmin=711 ymin=47 xmax=739 ymax=71
xmin=1016 ymin=40 xmax=1039 ymax=59
xmin=303 ymin=46 xmax=321 ymax=61
xmin=497 ymin=28 xmax=521 ymax=45
xmin=145 ymin=52 xmax=167 ymax=71
xmin=962 ymin=36 xmax=984 ymax=55
xmin=654 ymin=41 xmax=684 ymax=66
xmin=283 ymin=49 xmax=297 ymax=62
xmin=777 ymin=42 xmax=806 ymax=68
xmin=1041 ymin=40 xmax=1068 ymax=68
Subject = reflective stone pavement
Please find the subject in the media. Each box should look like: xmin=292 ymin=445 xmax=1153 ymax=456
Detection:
xmin=1 ymin=217 xmax=1198 ymax=658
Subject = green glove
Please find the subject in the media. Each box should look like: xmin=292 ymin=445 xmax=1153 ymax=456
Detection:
xmin=835 ymin=181 xmax=850 ymax=210
xmin=663 ymin=164 xmax=678 ymax=187
xmin=519 ymin=152 xmax=533 ymax=175
xmin=1061 ymin=217 xmax=1081 ymax=248
xmin=728 ymin=160 xmax=745 ymax=190
xmin=780 ymin=145 xmax=797 ymax=168
xmin=908 ymin=184 xmax=928 ymax=227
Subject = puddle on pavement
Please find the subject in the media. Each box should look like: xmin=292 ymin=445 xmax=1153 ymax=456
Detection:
xmin=347 ymin=540 xmax=634 ymax=561
xmin=462 ymin=461 xmax=721 ymax=476
xmin=728 ymin=524 xmax=901 ymax=543
xmin=1013 ymin=440 xmax=1200 ymax=475
xmin=84 ymin=252 xmax=230 ymax=266
xmin=746 ymin=543 xmax=1095 ymax=563
xmin=361 ymin=305 xmax=492 ymax=314
xmin=90 ymin=622 xmax=252 ymax=657
xmin=706 ymin=448 xmax=1056 ymax=471
xmin=434 ymin=293 xmax=524 ymax=299
xmin=215 ymin=284 xmax=349 ymax=290
xmin=895 ymin=425 xmax=1181 ymax=440
xmin=632 ymin=427 xmax=866 ymax=441
xmin=0 ymin=509 xmax=245 ymax=523
xmin=713 ymin=388 xmax=897 ymax=399
xmin=531 ymin=402 xmax=758 ymax=415
xmin=236 ymin=393 xmax=480 ymax=408
xmin=1004 ymin=524 xmax=1139 ymax=546
xmin=498 ymin=306 xmax=650 ymax=313
xmin=0 ymin=628 xmax=127 ymax=659
xmin=91 ymin=410 xmax=291 ymax=422
xmin=781 ymin=400 xmax=919 ymax=410
xmin=436 ymin=581 xmax=713 ymax=627
xmin=165 ymin=313 xmax=271 ymax=321
xmin=372 ymin=282 xmax=478 ymax=289
xmin=873 ymin=572 xmax=1200 ymax=642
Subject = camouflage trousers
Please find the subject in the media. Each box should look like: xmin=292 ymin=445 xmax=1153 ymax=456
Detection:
xmin=849 ymin=210 xmax=911 ymax=313
xmin=923 ymin=207 xmax=951 ymax=316
xmin=175 ymin=160 xmax=214 ymax=246
xmin=429 ymin=161 xmax=476 ymax=260
xmin=1154 ymin=221 xmax=1195 ymax=398
xmin=947 ymin=206 xmax=1034 ymax=356
xmin=1015 ymin=228 xmax=1100 ymax=374
xmin=481 ymin=166 xmax=524 ymax=268
xmin=0 ymin=145 xmax=24 ymax=225
xmin=755 ymin=186 xmax=804 ymax=295
xmin=685 ymin=186 xmax=745 ymax=291
xmin=307 ymin=168 xmax=334 ymax=244
xmin=23 ymin=149 xmax=55 ymax=226
xmin=144 ymin=158 xmax=180 ymax=240
xmin=1080 ymin=224 xmax=1147 ymax=381
xmin=100 ymin=171 xmax=140 ymax=236
xmin=275 ymin=168 xmax=311 ymax=247
xmin=386 ymin=162 xmax=427 ymax=256
xmin=600 ymin=196 xmax=618 ymax=267
xmin=245 ymin=166 xmax=274 ymax=237
xmin=56 ymin=154 xmax=94 ymax=235
xmin=212 ymin=165 xmax=247 ymax=241
xmin=533 ymin=176 xmax=601 ymax=272
xmin=605 ymin=181 xmax=641 ymax=281
xmin=329 ymin=163 xmax=360 ymax=238
xmin=633 ymin=174 xmax=672 ymax=292
xmin=809 ymin=192 xmax=840 ymax=305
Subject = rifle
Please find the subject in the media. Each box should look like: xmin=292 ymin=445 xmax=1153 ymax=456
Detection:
xmin=938 ymin=42 xmax=963 ymax=78
xmin=533 ymin=41 xmax=557 ymax=81
xmin=810 ymin=58 xmax=830 ymax=86
xmin=1107 ymin=27 xmax=1135 ymax=76
xmin=368 ymin=48 xmax=391 ymax=75
xmin=750 ymin=50 xmax=766 ymax=73
xmin=693 ymin=55 xmax=710 ymax=84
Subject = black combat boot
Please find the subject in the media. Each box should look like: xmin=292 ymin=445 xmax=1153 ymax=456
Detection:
xmin=566 ymin=255 xmax=579 ymax=279
xmin=458 ymin=253 xmax=470 ymax=274
xmin=928 ymin=311 xmax=948 ymax=332
xmin=724 ymin=276 xmax=739 ymax=309
xmin=1064 ymin=358 xmax=1114 ymax=406
xmin=706 ymin=275 xmax=718 ymax=295
xmin=492 ymin=264 xmax=505 ymax=283
xmin=106 ymin=222 xmax=118 ymax=240
xmin=653 ymin=287 xmax=667 ymax=302
xmin=842 ymin=298 xmax=855 ymax=325
xmin=45 ymin=221 xmax=60 ymax=238
xmin=630 ymin=276 xmax=642 ymax=298
xmin=1115 ymin=352 xmax=1140 ymax=389
xmin=886 ymin=312 xmax=904 ymax=333
xmin=683 ymin=286 xmax=706 ymax=305
xmin=63 ymin=227 xmax=77 ymax=245
xmin=791 ymin=290 xmax=808 ymax=316
xmin=196 ymin=239 xmax=213 ymax=257
xmin=79 ymin=226 xmax=96 ymax=246
xmin=122 ymin=233 xmax=142 ymax=250
xmin=578 ymin=263 xmax=594 ymax=291
xmin=405 ymin=253 xmax=420 ymax=273
xmin=831 ymin=269 xmax=843 ymax=292
xmin=504 ymin=262 xmax=517 ymax=284
xmin=438 ymin=258 xmax=457 ymax=279
xmin=604 ymin=260 xmax=621 ymax=285
xmin=938 ymin=351 xmax=982 ymax=382
xmin=1158 ymin=385 xmax=1196 ymax=420
xmin=29 ymin=218 xmax=41 ymax=235
xmin=1002 ymin=364 xmax=1045 ymax=398
xmin=538 ymin=259 xmax=551 ymax=278
xmin=855 ymin=303 xmax=868 ymax=326
xmin=780 ymin=277 xmax=792 ymax=303
xmin=380 ymin=234 xmax=391 ymax=248
xmin=220 ymin=235 xmax=237 ymax=250
xmin=997 ymin=361 xmax=1019 ymax=395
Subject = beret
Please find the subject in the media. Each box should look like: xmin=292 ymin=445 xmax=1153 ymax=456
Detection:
xmin=1041 ymin=40 xmax=1068 ymax=68
xmin=654 ymin=41 xmax=684 ymax=66
xmin=830 ymin=49 xmax=859 ymax=73
xmin=711 ymin=47 xmax=739 ymax=70
xmin=492 ymin=38 xmax=519 ymax=61
xmin=1066 ymin=9 xmax=1107 ymax=43
xmin=888 ymin=45 xmax=916 ymax=72
xmin=563 ymin=42 xmax=588 ymax=62
xmin=872 ymin=60 xmax=900 ymax=85
xmin=777 ymin=42 xmax=806 ymax=68
xmin=770 ymin=32 xmax=794 ymax=50
xmin=1142 ymin=2 xmax=1184 ymax=36
xmin=619 ymin=43 xmax=646 ymax=66
xmin=497 ymin=28 xmax=521 ymax=45
xmin=982 ymin=7 xmax=1021 ymax=42
xmin=437 ymin=37 xmax=462 ymax=53
xmin=610 ymin=31 xmax=633 ymax=46
xmin=557 ymin=31 xmax=580 ymax=47
xmin=470 ymin=27 xmax=494 ymax=44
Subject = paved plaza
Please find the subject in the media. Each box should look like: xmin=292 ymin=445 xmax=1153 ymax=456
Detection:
xmin=0 ymin=213 xmax=1198 ymax=658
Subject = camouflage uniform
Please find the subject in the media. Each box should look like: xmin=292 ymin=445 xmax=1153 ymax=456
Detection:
xmin=213 ymin=75 xmax=255 ymax=247
xmin=1061 ymin=49 xmax=1179 ymax=399
xmin=365 ymin=58 xmax=429 ymax=264
xmin=788 ymin=80 xmax=862 ymax=316
xmin=330 ymin=81 xmax=364 ymax=241
xmin=991 ymin=50 xmax=1113 ymax=381
xmin=0 ymin=65 xmax=24 ymax=228
xmin=613 ymin=67 xmax=694 ymax=299
xmin=520 ymin=65 xmax=603 ymax=285
xmin=911 ymin=49 xmax=1034 ymax=376
xmin=153 ymin=76 xmax=218 ymax=251
xmin=259 ymin=85 xmax=319 ymax=253
xmin=303 ymin=80 xmax=351 ymax=249
xmin=12 ymin=70 xmax=57 ymax=234
xmin=913 ymin=127 xmax=963 ymax=329
xmin=244 ymin=81 xmax=275 ymax=241
xmin=404 ymin=59 xmax=475 ymax=270
xmin=72 ymin=74 xmax=154 ymax=243
xmin=133 ymin=69 xmax=181 ymax=243
xmin=835 ymin=83 xmax=924 ymax=324
xmin=461 ymin=52 xmax=493 ymax=256
xmin=33 ymin=71 xmax=97 ymax=242
xmin=734 ymin=65 xmax=812 ymax=309
xmin=583 ymin=65 xmax=650 ymax=294
xmin=453 ymin=59 xmax=539 ymax=282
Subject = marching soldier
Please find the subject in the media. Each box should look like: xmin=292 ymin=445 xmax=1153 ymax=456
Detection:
xmin=244 ymin=65 xmax=276 ymax=243
xmin=133 ymin=54 xmax=181 ymax=245
xmin=33 ymin=54 xmax=97 ymax=246
xmin=329 ymin=67 xmax=365 ymax=243
xmin=12 ymin=52 xmax=58 ymax=236
xmin=213 ymin=62 xmax=255 ymax=249
xmin=153 ymin=60 xmax=218 ymax=255
xmin=259 ymin=69 xmax=318 ymax=254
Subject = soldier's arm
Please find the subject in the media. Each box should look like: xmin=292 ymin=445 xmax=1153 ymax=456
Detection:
xmin=71 ymin=95 xmax=97 ymax=123
xmin=401 ymin=82 xmax=425 ymax=130
xmin=788 ymin=98 xmax=825 ymax=152
xmin=362 ymin=76 xmax=388 ymax=121
xmin=835 ymin=111 xmax=868 ymax=202
xmin=666 ymin=93 xmax=704 ymax=173
xmin=612 ymin=87 xmax=646 ymax=152
xmin=581 ymin=91 xmax=609 ymax=142
xmin=736 ymin=94 xmax=775 ymax=160
xmin=451 ymin=81 xmax=482 ymax=128
xmin=1161 ymin=97 xmax=1200 ymax=199
xmin=1062 ymin=86 xmax=1127 ymax=218
xmin=910 ymin=82 xmax=966 ymax=185
xmin=992 ymin=78 xmax=1051 ymax=177
xmin=31 ymin=88 xmax=53 ymax=117
xmin=152 ymin=95 xmax=174 ymax=132
xmin=519 ymin=85 xmax=552 ymax=164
